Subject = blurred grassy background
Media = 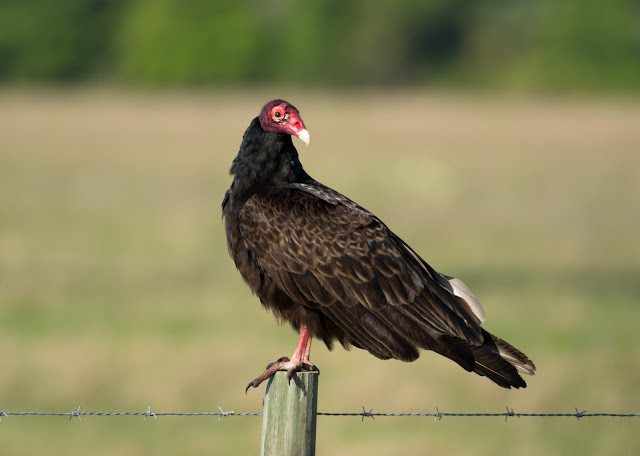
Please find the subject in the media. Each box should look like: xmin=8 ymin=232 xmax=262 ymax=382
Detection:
xmin=1 ymin=0 xmax=640 ymax=454
xmin=1 ymin=90 xmax=639 ymax=455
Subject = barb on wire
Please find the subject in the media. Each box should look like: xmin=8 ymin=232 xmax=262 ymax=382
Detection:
xmin=218 ymin=406 xmax=234 ymax=421
xmin=360 ymin=406 xmax=374 ymax=421
xmin=505 ymin=407 xmax=516 ymax=422
xmin=70 ymin=406 xmax=82 ymax=422
xmin=144 ymin=406 xmax=156 ymax=421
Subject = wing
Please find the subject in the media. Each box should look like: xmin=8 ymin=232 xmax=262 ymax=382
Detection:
xmin=238 ymin=184 xmax=486 ymax=363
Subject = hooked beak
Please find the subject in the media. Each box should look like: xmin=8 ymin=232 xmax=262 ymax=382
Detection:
xmin=296 ymin=129 xmax=310 ymax=146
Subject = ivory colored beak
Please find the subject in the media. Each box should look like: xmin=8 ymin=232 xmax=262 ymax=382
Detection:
xmin=296 ymin=129 xmax=311 ymax=146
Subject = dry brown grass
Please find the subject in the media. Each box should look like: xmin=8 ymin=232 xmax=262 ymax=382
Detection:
xmin=1 ymin=89 xmax=639 ymax=455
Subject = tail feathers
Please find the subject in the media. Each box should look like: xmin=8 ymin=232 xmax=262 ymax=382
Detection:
xmin=470 ymin=329 xmax=536 ymax=389
xmin=481 ymin=329 xmax=536 ymax=376
xmin=437 ymin=329 xmax=536 ymax=389
xmin=471 ymin=345 xmax=527 ymax=388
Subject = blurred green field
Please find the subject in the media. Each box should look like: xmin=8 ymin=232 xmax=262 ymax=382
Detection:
xmin=1 ymin=90 xmax=639 ymax=455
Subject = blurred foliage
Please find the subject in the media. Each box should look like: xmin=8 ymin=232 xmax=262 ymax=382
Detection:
xmin=0 ymin=0 xmax=126 ymax=81
xmin=0 ymin=0 xmax=639 ymax=89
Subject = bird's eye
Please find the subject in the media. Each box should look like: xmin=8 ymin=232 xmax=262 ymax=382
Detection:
xmin=274 ymin=111 xmax=282 ymax=118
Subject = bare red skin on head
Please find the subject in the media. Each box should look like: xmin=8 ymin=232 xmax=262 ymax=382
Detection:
xmin=259 ymin=99 xmax=307 ymax=137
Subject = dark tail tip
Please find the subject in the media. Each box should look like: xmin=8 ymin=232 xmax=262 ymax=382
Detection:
xmin=472 ymin=330 xmax=536 ymax=389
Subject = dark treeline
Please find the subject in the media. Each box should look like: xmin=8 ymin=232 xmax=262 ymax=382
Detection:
xmin=1 ymin=0 xmax=638 ymax=90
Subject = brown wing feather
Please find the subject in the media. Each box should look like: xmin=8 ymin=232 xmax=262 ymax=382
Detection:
xmin=238 ymin=186 xmax=486 ymax=362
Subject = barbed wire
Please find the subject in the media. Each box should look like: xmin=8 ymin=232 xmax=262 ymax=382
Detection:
xmin=1 ymin=406 xmax=638 ymax=422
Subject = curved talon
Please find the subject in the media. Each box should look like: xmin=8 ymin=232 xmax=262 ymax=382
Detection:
xmin=300 ymin=362 xmax=319 ymax=373
xmin=245 ymin=379 xmax=261 ymax=394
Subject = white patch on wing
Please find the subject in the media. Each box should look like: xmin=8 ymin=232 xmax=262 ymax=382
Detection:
xmin=437 ymin=274 xmax=486 ymax=323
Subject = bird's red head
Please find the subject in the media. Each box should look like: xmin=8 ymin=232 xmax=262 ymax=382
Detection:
xmin=259 ymin=99 xmax=310 ymax=146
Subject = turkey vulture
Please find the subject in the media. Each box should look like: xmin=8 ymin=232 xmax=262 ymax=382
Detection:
xmin=223 ymin=99 xmax=535 ymax=391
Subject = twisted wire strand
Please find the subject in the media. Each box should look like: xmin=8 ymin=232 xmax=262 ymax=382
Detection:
xmin=1 ymin=407 xmax=638 ymax=422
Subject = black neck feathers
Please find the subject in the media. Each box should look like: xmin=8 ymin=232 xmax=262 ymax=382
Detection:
xmin=229 ymin=117 xmax=308 ymax=195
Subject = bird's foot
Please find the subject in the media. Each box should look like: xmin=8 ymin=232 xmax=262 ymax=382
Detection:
xmin=245 ymin=356 xmax=319 ymax=393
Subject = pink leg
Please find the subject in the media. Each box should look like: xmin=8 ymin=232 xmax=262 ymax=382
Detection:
xmin=245 ymin=325 xmax=319 ymax=392
xmin=302 ymin=331 xmax=312 ymax=362
xmin=291 ymin=324 xmax=311 ymax=362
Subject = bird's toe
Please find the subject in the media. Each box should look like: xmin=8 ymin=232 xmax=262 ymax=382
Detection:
xmin=265 ymin=356 xmax=290 ymax=370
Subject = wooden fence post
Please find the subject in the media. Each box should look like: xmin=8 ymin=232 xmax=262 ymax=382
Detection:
xmin=260 ymin=371 xmax=319 ymax=456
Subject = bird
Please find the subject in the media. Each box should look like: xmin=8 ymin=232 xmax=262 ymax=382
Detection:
xmin=222 ymin=99 xmax=536 ymax=392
